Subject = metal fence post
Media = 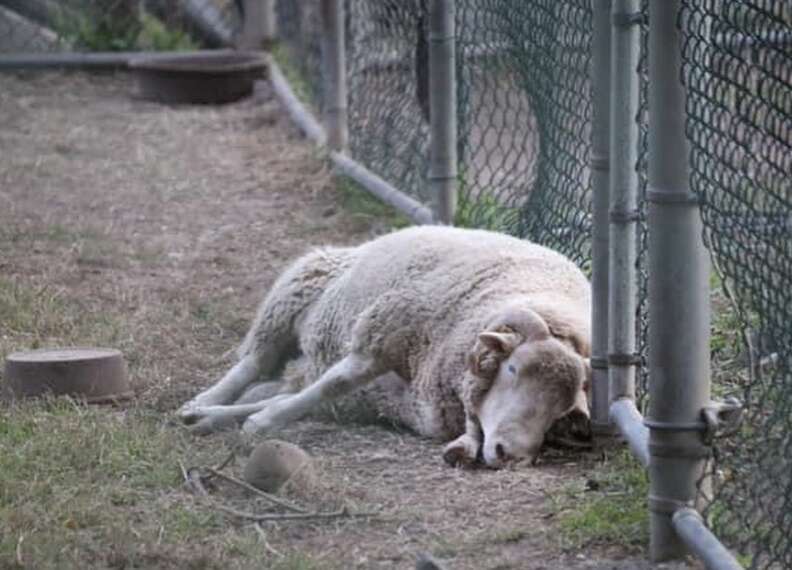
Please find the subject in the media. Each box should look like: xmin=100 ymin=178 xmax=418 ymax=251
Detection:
xmin=428 ymin=0 xmax=458 ymax=225
xmin=262 ymin=0 xmax=277 ymax=48
xmin=320 ymin=0 xmax=348 ymax=152
xmin=608 ymin=0 xmax=640 ymax=409
xmin=647 ymin=0 xmax=711 ymax=562
xmin=589 ymin=0 xmax=613 ymax=438
xmin=238 ymin=0 xmax=265 ymax=49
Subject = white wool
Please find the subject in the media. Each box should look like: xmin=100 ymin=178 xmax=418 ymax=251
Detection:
xmin=241 ymin=226 xmax=591 ymax=440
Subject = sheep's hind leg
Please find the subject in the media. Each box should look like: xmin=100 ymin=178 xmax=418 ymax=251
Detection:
xmin=181 ymin=249 xmax=350 ymax=418
xmin=184 ymin=381 xmax=287 ymax=435
xmin=179 ymin=353 xmax=260 ymax=421
xmin=242 ymin=353 xmax=386 ymax=434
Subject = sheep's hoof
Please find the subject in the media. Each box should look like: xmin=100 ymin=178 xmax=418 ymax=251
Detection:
xmin=442 ymin=437 xmax=480 ymax=468
xmin=177 ymin=399 xmax=216 ymax=422
xmin=242 ymin=416 xmax=272 ymax=435
xmin=178 ymin=403 xmax=200 ymax=425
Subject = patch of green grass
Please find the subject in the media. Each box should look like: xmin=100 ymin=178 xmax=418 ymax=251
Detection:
xmin=53 ymin=4 xmax=196 ymax=52
xmin=454 ymin=193 xmax=519 ymax=231
xmin=335 ymin=176 xmax=411 ymax=230
xmin=0 ymin=276 xmax=124 ymax=353
xmin=0 ymin=277 xmax=121 ymax=348
xmin=549 ymin=449 xmax=648 ymax=552
xmin=0 ymin=399 xmax=245 ymax=569
xmin=0 ymin=224 xmax=94 ymax=246
xmin=271 ymin=45 xmax=315 ymax=106
xmin=136 ymin=12 xmax=198 ymax=52
xmin=485 ymin=527 xmax=527 ymax=545
xmin=270 ymin=553 xmax=336 ymax=570
xmin=430 ymin=536 xmax=460 ymax=559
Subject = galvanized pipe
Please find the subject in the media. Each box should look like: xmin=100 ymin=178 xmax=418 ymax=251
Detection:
xmin=589 ymin=0 xmax=613 ymax=438
xmin=0 ymin=52 xmax=131 ymax=70
xmin=672 ymin=509 xmax=744 ymax=570
xmin=262 ymin=0 xmax=277 ymax=48
xmin=610 ymin=398 xmax=649 ymax=468
xmin=647 ymin=0 xmax=712 ymax=562
xmin=238 ymin=0 xmax=276 ymax=50
xmin=269 ymin=57 xmax=328 ymax=146
xmin=608 ymin=0 xmax=640 ymax=403
xmin=270 ymin=56 xmax=435 ymax=226
xmin=320 ymin=0 xmax=348 ymax=152
xmin=330 ymin=153 xmax=436 ymax=226
xmin=0 ymin=49 xmax=243 ymax=72
xmin=428 ymin=0 xmax=458 ymax=225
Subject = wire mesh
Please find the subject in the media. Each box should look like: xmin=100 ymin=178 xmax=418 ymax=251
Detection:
xmin=636 ymin=0 xmax=650 ymax=409
xmin=345 ymin=0 xmax=432 ymax=203
xmin=274 ymin=0 xmax=324 ymax=108
xmin=680 ymin=1 xmax=792 ymax=568
xmin=457 ymin=0 xmax=593 ymax=269
xmin=0 ymin=0 xmax=241 ymax=54
xmin=274 ymin=0 xmax=593 ymax=265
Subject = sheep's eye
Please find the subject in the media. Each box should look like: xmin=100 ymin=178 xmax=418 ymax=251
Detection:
xmin=507 ymin=364 xmax=517 ymax=375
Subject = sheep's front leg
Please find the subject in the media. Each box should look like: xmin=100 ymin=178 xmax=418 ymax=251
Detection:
xmin=443 ymin=416 xmax=483 ymax=467
xmin=243 ymin=353 xmax=385 ymax=434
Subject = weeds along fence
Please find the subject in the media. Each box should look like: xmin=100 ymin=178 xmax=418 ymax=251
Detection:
xmin=272 ymin=0 xmax=790 ymax=568
xmin=0 ymin=0 xmax=248 ymax=65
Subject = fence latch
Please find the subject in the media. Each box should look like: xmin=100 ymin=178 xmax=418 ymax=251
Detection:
xmin=702 ymin=397 xmax=743 ymax=444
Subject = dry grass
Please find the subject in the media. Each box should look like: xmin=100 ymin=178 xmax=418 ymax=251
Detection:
xmin=0 ymin=71 xmax=695 ymax=569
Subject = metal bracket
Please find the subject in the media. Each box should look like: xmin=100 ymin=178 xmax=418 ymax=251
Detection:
xmin=649 ymin=442 xmax=711 ymax=459
xmin=649 ymin=495 xmax=694 ymax=515
xmin=608 ymin=352 xmax=642 ymax=366
xmin=702 ymin=397 xmax=743 ymax=444
xmin=612 ymin=11 xmax=646 ymax=28
xmin=589 ymin=356 xmax=609 ymax=370
xmin=609 ymin=209 xmax=642 ymax=223
xmin=643 ymin=418 xmax=706 ymax=432
xmin=644 ymin=397 xmax=743 ymax=446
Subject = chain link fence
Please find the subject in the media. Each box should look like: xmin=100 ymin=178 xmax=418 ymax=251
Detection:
xmin=457 ymin=0 xmax=593 ymax=269
xmin=273 ymin=0 xmax=791 ymax=565
xmin=635 ymin=1 xmax=651 ymax=409
xmin=273 ymin=0 xmax=594 ymax=264
xmin=274 ymin=1 xmax=324 ymax=108
xmin=680 ymin=1 xmax=792 ymax=568
xmin=2 ymin=0 xmax=789 ymax=564
xmin=0 ymin=0 xmax=242 ymax=54
xmin=346 ymin=0 xmax=432 ymax=204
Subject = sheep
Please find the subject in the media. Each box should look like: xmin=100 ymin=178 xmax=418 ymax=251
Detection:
xmin=179 ymin=226 xmax=591 ymax=468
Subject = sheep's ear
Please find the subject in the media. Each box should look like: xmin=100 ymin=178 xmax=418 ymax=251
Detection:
xmin=477 ymin=331 xmax=522 ymax=355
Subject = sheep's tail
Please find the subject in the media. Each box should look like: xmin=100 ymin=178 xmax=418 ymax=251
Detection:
xmin=236 ymin=246 xmax=355 ymax=376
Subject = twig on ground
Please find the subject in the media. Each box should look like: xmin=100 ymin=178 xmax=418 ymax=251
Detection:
xmin=205 ymin=467 xmax=307 ymax=514
xmin=181 ymin=463 xmax=378 ymax=525
xmin=254 ymin=522 xmax=283 ymax=557
xmin=212 ymin=451 xmax=236 ymax=472
xmin=212 ymin=503 xmax=377 ymax=523
xmin=16 ymin=534 xmax=24 ymax=566
xmin=181 ymin=463 xmax=210 ymax=497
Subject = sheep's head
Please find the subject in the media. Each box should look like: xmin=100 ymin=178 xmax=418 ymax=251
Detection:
xmin=465 ymin=306 xmax=590 ymax=468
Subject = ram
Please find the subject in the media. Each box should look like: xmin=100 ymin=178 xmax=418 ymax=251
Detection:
xmin=180 ymin=226 xmax=591 ymax=467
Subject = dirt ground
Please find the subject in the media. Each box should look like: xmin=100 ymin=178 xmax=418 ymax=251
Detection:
xmin=0 ymin=72 xmax=694 ymax=569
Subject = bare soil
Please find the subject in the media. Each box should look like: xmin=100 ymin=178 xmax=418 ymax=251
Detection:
xmin=0 ymin=72 xmax=694 ymax=569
